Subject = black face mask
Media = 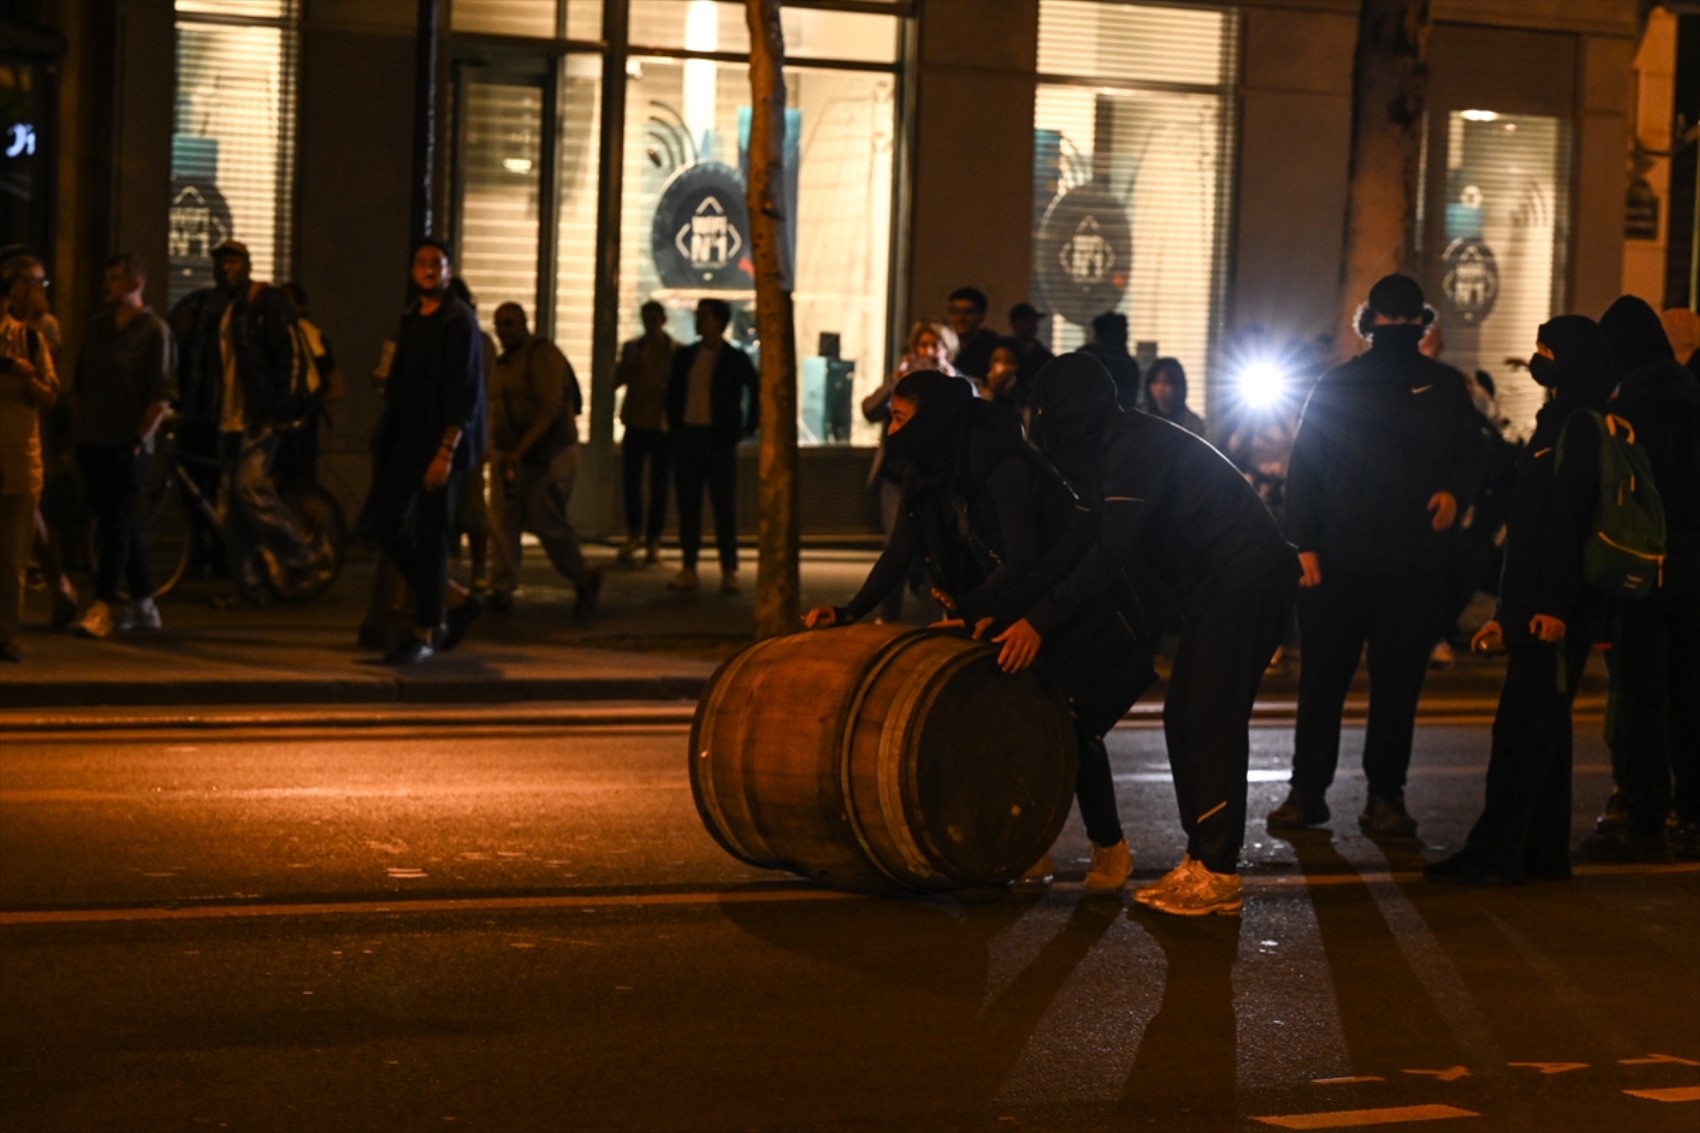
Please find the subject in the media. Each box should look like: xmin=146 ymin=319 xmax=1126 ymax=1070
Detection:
xmin=1528 ymin=354 xmax=1561 ymax=389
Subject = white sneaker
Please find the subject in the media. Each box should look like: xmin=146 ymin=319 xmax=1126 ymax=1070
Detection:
xmin=1147 ymin=862 xmax=1243 ymax=917
xmin=75 ymin=600 xmax=113 ymax=639
xmin=1133 ymin=856 xmax=1199 ymax=906
xmin=1083 ymin=838 xmax=1132 ymax=895
xmin=120 ymin=597 xmax=163 ymax=632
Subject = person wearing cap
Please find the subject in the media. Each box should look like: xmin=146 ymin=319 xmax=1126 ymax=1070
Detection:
xmin=1006 ymin=301 xmax=1054 ymax=403
xmin=176 ymin=238 xmax=316 ymax=605
xmin=1270 ymin=274 xmax=1489 ymax=840
xmin=359 ymin=237 xmax=488 ymax=664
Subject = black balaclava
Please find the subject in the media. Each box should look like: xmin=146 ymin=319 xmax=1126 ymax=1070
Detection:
xmin=1529 ymin=314 xmax=1617 ymax=448
xmin=1030 ymin=352 xmax=1119 ymax=490
xmin=882 ymin=369 xmax=974 ymax=474
xmin=1599 ymin=294 xmax=1676 ymax=374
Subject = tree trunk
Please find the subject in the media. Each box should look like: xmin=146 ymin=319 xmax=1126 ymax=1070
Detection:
xmin=745 ymin=0 xmax=800 ymax=638
xmin=1335 ymin=0 xmax=1430 ymax=359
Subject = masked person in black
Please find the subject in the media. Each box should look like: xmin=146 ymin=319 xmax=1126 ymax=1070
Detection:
xmin=804 ymin=369 xmax=1152 ymax=895
xmin=1426 ymin=316 xmax=1617 ymax=885
xmin=992 ymin=353 xmax=1298 ymax=916
xmin=1271 ymin=275 xmax=1489 ymax=840
xmin=1585 ymin=295 xmax=1700 ymax=861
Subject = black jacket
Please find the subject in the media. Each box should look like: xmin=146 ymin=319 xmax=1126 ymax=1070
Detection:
xmin=375 ymin=292 xmax=487 ymax=477
xmin=666 ymin=338 xmax=758 ymax=442
xmin=172 ymin=282 xmax=299 ymax=431
xmin=1286 ymin=326 xmax=1489 ymax=574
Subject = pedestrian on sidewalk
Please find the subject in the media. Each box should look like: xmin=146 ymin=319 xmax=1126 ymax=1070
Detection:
xmin=995 ymin=353 xmax=1298 ymax=916
xmin=73 ymin=253 xmax=175 ymax=640
xmin=357 ymin=237 xmax=487 ymax=664
xmin=946 ymin=286 xmax=998 ymax=383
xmin=614 ymin=300 xmax=674 ymax=567
xmin=1270 ymin=275 xmax=1489 ymax=842
xmin=665 ymin=298 xmax=756 ymax=595
xmin=1426 ymin=316 xmax=1617 ymax=886
xmin=486 ymin=302 xmax=602 ymax=618
xmin=0 ymin=255 xmax=60 ymax=662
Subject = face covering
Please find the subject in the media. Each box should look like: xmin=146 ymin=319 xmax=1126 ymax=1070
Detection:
xmin=1528 ymin=354 xmax=1560 ymax=388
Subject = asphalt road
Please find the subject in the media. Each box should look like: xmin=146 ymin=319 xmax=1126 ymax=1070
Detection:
xmin=1 ymin=716 xmax=1696 ymax=1132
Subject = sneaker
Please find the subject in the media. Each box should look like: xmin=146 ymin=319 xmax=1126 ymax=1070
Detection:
xmin=1014 ymin=851 xmax=1055 ymax=888
xmin=667 ymin=567 xmax=699 ymax=592
xmin=1580 ymin=823 xmax=1671 ymax=862
xmin=1593 ymin=790 xmax=1632 ymax=834
xmin=1147 ymin=862 xmax=1243 ymax=916
xmin=1133 ymin=856 xmax=1199 ymax=907
xmin=1668 ymin=820 xmax=1700 ymax=862
xmin=383 ymin=636 xmax=435 ymax=665
xmin=720 ymin=571 xmax=741 ymax=594
xmin=75 ymin=600 xmax=114 ymax=639
xmin=1358 ymin=791 xmax=1419 ymax=839
xmin=1267 ymin=786 xmax=1330 ymax=830
xmin=439 ymin=593 xmax=483 ymax=652
xmin=1429 ymin=640 xmax=1455 ymax=669
xmin=119 ymin=597 xmax=163 ymax=632
xmin=573 ymin=568 xmax=604 ymax=621
xmin=1083 ymin=838 xmax=1132 ymax=896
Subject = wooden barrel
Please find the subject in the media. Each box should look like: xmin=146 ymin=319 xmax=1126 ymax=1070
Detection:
xmin=689 ymin=624 xmax=1079 ymax=893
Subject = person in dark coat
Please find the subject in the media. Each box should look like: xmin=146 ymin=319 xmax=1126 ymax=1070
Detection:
xmin=1079 ymin=311 xmax=1141 ymax=412
xmin=804 ymin=369 xmax=1153 ymax=895
xmin=1140 ymin=357 xmax=1205 ymax=438
xmin=665 ymin=298 xmax=758 ymax=594
xmin=1426 ymin=316 xmax=1617 ymax=885
xmin=993 ymin=353 xmax=1298 ymax=916
xmin=1270 ymin=274 xmax=1489 ymax=840
xmin=358 ymin=237 xmax=487 ymax=664
xmin=1585 ymin=295 xmax=1700 ymax=861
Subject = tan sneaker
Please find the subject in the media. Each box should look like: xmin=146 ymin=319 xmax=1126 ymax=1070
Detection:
xmin=1133 ymin=856 xmax=1198 ymax=906
xmin=75 ymin=600 xmax=114 ymax=639
xmin=1083 ymin=838 xmax=1132 ymax=896
xmin=667 ymin=567 xmax=699 ymax=592
xmin=1014 ymin=851 xmax=1055 ymax=887
xmin=1147 ymin=862 xmax=1243 ymax=917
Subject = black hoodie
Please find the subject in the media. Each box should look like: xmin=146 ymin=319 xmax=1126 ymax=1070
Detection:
xmin=1599 ymin=295 xmax=1700 ymax=599
xmin=1285 ymin=324 xmax=1490 ymax=574
xmin=1023 ymin=353 xmax=1296 ymax=635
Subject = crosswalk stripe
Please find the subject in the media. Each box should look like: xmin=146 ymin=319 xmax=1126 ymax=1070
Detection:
xmin=1253 ymin=1104 xmax=1478 ymax=1128
xmin=1625 ymin=1086 xmax=1700 ymax=1102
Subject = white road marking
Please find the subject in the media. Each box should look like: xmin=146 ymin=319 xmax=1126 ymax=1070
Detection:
xmin=1624 ymin=1086 xmax=1700 ymax=1102
xmin=1252 ymin=1104 xmax=1477 ymax=1128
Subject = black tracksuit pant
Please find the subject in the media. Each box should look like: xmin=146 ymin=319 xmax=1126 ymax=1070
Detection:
xmin=1167 ymin=567 xmax=1297 ymax=873
xmin=77 ymin=443 xmax=153 ymax=604
xmin=1293 ymin=566 xmax=1442 ymax=797
xmin=1612 ymin=585 xmax=1700 ymax=830
xmin=621 ymin=426 xmax=671 ymax=544
xmin=672 ymin=426 xmax=738 ymax=573
xmin=1461 ymin=636 xmax=1591 ymax=878
xmin=361 ymin=467 xmax=461 ymax=632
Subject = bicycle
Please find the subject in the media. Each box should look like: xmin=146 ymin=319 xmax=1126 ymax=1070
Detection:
xmin=96 ymin=415 xmax=348 ymax=602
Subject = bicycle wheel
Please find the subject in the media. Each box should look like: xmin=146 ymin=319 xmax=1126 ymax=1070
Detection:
xmin=264 ymin=483 xmax=347 ymax=602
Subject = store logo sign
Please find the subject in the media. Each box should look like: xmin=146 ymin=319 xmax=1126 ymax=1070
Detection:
xmin=169 ymin=183 xmax=233 ymax=260
xmin=4 ymin=123 xmax=35 ymax=158
xmin=1441 ymin=238 xmax=1498 ymax=325
xmin=677 ymin=196 xmax=743 ymax=271
xmin=1060 ymin=216 xmax=1115 ymax=284
xmin=1035 ymin=182 xmax=1132 ymax=326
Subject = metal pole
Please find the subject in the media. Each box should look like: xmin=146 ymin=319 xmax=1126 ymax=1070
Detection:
xmin=411 ymin=0 xmax=440 ymax=240
xmin=584 ymin=0 xmax=631 ymax=538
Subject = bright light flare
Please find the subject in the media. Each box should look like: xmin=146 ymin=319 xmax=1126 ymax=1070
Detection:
xmin=1235 ymin=359 xmax=1289 ymax=411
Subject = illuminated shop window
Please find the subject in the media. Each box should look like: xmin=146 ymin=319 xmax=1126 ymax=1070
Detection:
xmin=169 ymin=0 xmax=298 ymax=307
xmin=1032 ymin=1 xmax=1237 ymax=422
xmin=452 ymin=0 xmax=602 ymax=40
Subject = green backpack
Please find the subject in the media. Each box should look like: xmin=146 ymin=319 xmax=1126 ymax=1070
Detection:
xmin=1557 ymin=411 xmax=1667 ymax=599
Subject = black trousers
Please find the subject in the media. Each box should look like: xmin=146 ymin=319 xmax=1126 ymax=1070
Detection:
xmin=360 ymin=466 xmax=461 ymax=632
xmin=1461 ymin=636 xmax=1591 ymax=878
xmin=1612 ymin=584 xmax=1700 ymax=829
xmin=1167 ymin=569 xmax=1296 ymax=873
xmin=77 ymin=443 xmax=153 ymax=604
xmin=621 ymin=426 xmax=672 ymax=544
xmin=1293 ymin=566 xmax=1442 ymax=797
xmin=672 ymin=427 xmax=738 ymax=573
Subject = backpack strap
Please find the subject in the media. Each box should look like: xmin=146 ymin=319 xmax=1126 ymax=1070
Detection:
xmin=1603 ymin=412 xmax=1635 ymax=445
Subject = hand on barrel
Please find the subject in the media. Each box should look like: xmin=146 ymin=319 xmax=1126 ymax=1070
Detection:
xmin=991 ymin=618 xmax=1042 ymax=674
xmin=802 ymin=605 xmax=839 ymax=629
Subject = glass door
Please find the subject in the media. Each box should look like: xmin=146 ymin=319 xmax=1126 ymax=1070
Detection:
xmin=452 ymin=66 xmax=547 ymax=332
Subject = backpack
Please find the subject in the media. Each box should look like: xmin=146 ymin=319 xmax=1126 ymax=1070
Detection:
xmin=1558 ymin=411 xmax=1667 ymax=599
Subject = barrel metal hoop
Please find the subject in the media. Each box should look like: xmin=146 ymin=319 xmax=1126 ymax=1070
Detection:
xmin=881 ymin=645 xmax=984 ymax=885
xmin=690 ymin=640 xmax=772 ymax=867
xmin=838 ymin=628 xmax=940 ymax=889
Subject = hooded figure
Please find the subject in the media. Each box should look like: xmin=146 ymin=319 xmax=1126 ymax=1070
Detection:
xmin=807 ymin=366 xmax=1152 ymax=895
xmin=1427 ymin=315 xmax=1617 ymax=886
xmin=1586 ymin=295 xmax=1700 ymax=860
xmin=1003 ymin=352 xmax=1296 ymax=915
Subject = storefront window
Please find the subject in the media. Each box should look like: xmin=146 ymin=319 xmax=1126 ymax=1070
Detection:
xmin=169 ymin=0 xmax=299 ymax=306
xmin=452 ymin=0 xmax=602 ymax=41
xmin=1031 ymin=1 xmax=1236 ymax=419
xmin=456 ymin=80 xmax=545 ymax=329
xmin=1426 ymin=109 xmax=1570 ymax=438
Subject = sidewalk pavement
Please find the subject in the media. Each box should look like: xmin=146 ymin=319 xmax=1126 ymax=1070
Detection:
xmin=0 ymin=545 xmax=1600 ymax=718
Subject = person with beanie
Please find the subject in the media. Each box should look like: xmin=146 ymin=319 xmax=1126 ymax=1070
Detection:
xmin=1270 ymin=274 xmax=1490 ymax=840
xmin=1426 ymin=316 xmax=1617 ymax=884
xmin=992 ymin=353 xmax=1297 ymax=915
xmin=805 ymin=368 xmax=1154 ymax=897
xmin=1584 ymin=295 xmax=1700 ymax=861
